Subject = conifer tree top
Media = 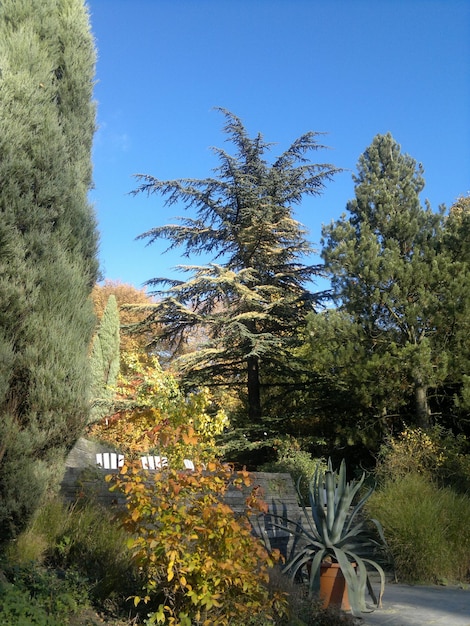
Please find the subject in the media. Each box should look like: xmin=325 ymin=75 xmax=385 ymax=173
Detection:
xmin=133 ymin=108 xmax=340 ymax=284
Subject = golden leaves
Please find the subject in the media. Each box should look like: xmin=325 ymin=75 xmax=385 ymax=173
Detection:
xmin=109 ymin=443 xmax=287 ymax=624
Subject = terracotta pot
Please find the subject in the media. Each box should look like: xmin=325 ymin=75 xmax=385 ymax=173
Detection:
xmin=319 ymin=562 xmax=351 ymax=611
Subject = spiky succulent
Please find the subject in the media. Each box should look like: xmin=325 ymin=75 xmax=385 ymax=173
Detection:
xmin=278 ymin=458 xmax=387 ymax=616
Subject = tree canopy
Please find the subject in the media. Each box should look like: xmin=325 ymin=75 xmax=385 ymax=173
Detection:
xmin=320 ymin=133 xmax=468 ymax=431
xmin=132 ymin=109 xmax=340 ymax=422
xmin=0 ymin=0 xmax=98 ymax=541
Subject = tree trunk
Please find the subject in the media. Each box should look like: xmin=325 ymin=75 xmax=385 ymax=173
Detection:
xmin=247 ymin=355 xmax=262 ymax=421
xmin=414 ymin=379 xmax=431 ymax=429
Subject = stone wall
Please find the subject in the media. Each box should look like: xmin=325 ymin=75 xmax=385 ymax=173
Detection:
xmin=60 ymin=437 xmax=125 ymax=506
xmin=60 ymin=438 xmax=304 ymax=557
xmin=64 ymin=436 xmax=119 ymax=468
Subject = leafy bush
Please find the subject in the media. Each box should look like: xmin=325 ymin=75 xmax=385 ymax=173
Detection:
xmin=88 ymin=353 xmax=228 ymax=463
xmin=0 ymin=582 xmax=61 ymax=626
xmin=260 ymin=437 xmax=327 ymax=501
xmin=0 ymin=563 xmax=89 ymax=625
xmin=109 ymin=433 xmax=287 ymax=626
xmin=376 ymin=426 xmax=470 ymax=493
xmin=366 ymin=472 xmax=470 ymax=583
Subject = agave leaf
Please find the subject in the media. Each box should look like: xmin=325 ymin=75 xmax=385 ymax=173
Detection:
xmin=341 ymin=548 xmax=380 ymax=615
xmin=340 ymin=518 xmax=367 ymax=537
xmin=308 ymin=466 xmax=326 ymax=533
xmin=270 ymin=514 xmax=323 ymax=549
xmin=347 ymin=473 xmax=366 ymax=507
xmin=368 ymin=517 xmax=388 ymax=550
xmin=361 ymin=557 xmax=385 ymax=608
xmin=294 ymin=477 xmax=325 ymax=544
xmin=339 ymin=520 xmax=374 ymax=547
xmin=337 ymin=459 xmax=347 ymax=496
xmin=307 ymin=548 xmax=325 ymax=596
xmin=339 ymin=548 xmax=385 ymax=613
xmin=331 ymin=473 xmax=367 ymax=541
xmin=329 ymin=489 xmax=355 ymax=543
xmin=283 ymin=546 xmax=325 ymax=585
xmin=344 ymin=482 xmax=374 ymax=534
xmin=309 ymin=463 xmax=323 ymax=508
xmin=352 ymin=554 xmax=369 ymax=614
xmin=332 ymin=549 xmax=365 ymax=616
xmin=284 ymin=549 xmax=314 ymax=577
xmin=325 ymin=469 xmax=336 ymax=531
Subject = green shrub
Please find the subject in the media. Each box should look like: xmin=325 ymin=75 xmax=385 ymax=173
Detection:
xmin=4 ymin=528 xmax=49 ymax=565
xmin=376 ymin=426 xmax=470 ymax=493
xmin=4 ymin=498 xmax=69 ymax=566
xmin=260 ymin=437 xmax=327 ymax=501
xmin=366 ymin=472 xmax=470 ymax=583
xmin=48 ymin=499 xmax=136 ymax=604
xmin=0 ymin=564 xmax=88 ymax=625
xmin=0 ymin=428 xmax=48 ymax=547
xmin=0 ymin=582 xmax=61 ymax=626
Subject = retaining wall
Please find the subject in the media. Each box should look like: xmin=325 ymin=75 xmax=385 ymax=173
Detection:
xmin=60 ymin=438 xmax=306 ymax=556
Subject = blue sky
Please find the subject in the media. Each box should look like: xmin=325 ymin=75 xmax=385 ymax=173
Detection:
xmin=88 ymin=0 xmax=470 ymax=292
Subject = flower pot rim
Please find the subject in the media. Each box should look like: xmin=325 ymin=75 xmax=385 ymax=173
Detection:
xmin=321 ymin=560 xmax=356 ymax=570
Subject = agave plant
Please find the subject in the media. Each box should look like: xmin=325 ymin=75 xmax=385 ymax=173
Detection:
xmin=277 ymin=458 xmax=387 ymax=616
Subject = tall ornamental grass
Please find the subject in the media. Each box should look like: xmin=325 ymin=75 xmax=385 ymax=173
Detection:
xmin=4 ymin=496 xmax=136 ymax=608
xmin=366 ymin=472 xmax=470 ymax=583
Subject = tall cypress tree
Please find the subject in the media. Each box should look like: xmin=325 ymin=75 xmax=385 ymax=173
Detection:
xmin=89 ymin=295 xmax=120 ymax=424
xmin=0 ymin=0 xmax=98 ymax=541
xmin=133 ymin=109 xmax=339 ymax=422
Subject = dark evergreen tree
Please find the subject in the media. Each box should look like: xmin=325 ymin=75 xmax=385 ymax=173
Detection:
xmin=442 ymin=196 xmax=470 ymax=414
xmin=89 ymin=295 xmax=120 ymax=424
xmin=321 ymin=133 xmax=460 ymax=430
xmin=0 ymin=0 xmax=98 ymax=542
xmin=133 ymin=109 xmax=340 ymax=422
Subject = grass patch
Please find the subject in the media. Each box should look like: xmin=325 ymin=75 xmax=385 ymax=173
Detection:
xmin=3 ymin=496 xmax=138 ymax=618
xmin=366 ymin=472 xmax=470 ymax=584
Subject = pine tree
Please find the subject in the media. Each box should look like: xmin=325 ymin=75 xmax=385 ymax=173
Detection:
xmin=442 ymin=196 xmax=470 ymax=412
xmin=321 ymin=133 xmax=455 ymax=429
xmin=0 ymin=0 xmax=98 ymax=541
xmin=133 ymin=109 xmax=339 ymax=422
